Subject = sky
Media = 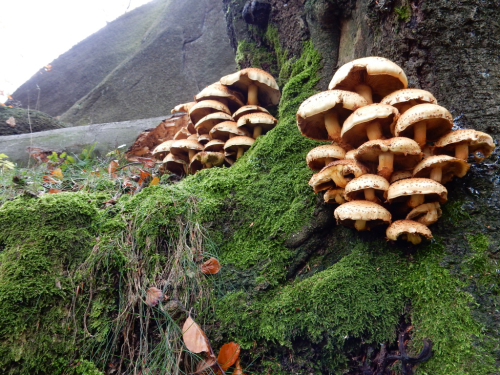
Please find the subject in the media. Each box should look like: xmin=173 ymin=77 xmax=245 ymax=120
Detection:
xmin=0 ymin=0 xmax=153 ymax=104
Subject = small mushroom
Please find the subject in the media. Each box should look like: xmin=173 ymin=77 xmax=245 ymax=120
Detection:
xmin=195 ymin=112 xmax=234 ymax=135
xmin=334 ymin=200 xmax=391 ymax=231
xmin=198 ymin=134 xmax=211 ymax=145
xmin=387 ymin=178 xmax=447 ymax=208
xmin=434 ymin=129 xmax=495 ymax=162
xmin=308 ymin=159 xmax=368 ymax=192
xmin=163 ymin=153 xmax=188 ymax=176
xmin=355 ymin=137 xmax=422 ymax=180
xmin=413 ymin=155 xmax=469 ymax=184
xmin=344 ymin=174 xmax=389 ymax=204
xmin=173 ymin=127 xmax=191 ymax=140
xmin=344 ymin=149 xmax=357 ymax=160
xmin=341 ymin=103 xmax=399 ymax=147
xmin=210 ymin=121 xmax=250 ymax=141
xmin=237 ymin=112 xmax=277 ymax=138
xmin=328 ymin=57 xmax=408 ymax=103
xmin=170 ymin=139 xmax=204 ymax=163
xmin=204 ymin=139 xmax=225 ymax=152
xmin=324 ymin=188 xmax=346 ymax=205
xmin=306 ymin=144 xmax=346 ymax=170
xmin=380 ymin=89 xmax=437 ymax=114
xmin=194 ymin=83 xmax=245 ymax=112
xmin=220 ymin=68 xmax=280 ymax=107
xmin=232 ymin=105 xmax=270 ymax=121
xmin=190 ymin=152 xmax=225 ymax=173
xmin=224 ymin=136 xmax=255 ymax=159
xmin=386 ymin=220 xmax=432 ymax=244
xmin=152 ymin=140 xmax=175 ymax=160
xmin=389 ymin=170 xmax=412 ymax=184
xmin=171 ymin=101 xmax=196 ymax=114
xmin=296 ymin=90 xmax=367 ymax=146
xmin=189 ymin=100 xmax=231 ymax=125
xmin=406 ymin=202 xmax=442 ymax=226
xmin=394 ymin=103 xmax=453 ymax=148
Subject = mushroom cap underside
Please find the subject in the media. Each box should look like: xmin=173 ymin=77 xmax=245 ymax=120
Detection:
xmin=387 ymin=178 xmax=448 ymax=203
xmin=386 ymin=220 xmax=433 ymax=241
xmin=394 ymin=103 xmax=453 ymax=141
xmin=334 ymin=200 xmax=391 ymax=228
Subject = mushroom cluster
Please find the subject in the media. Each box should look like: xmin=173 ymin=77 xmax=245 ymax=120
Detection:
xmin=298 ymin=56 xmax=496 ymax=244
xmin=152 ymin=68 xmax=280 ymax=175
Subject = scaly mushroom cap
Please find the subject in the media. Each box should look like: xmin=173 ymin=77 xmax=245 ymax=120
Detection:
xmin=224 ymin=136 xmax=255 ymax=154
xmin=394 ymin=103 xmax=453 ymax=142
xmin=387 ymin=178 xmax=447 ymax=204
xmin=341 ymin=103 xmax=399 ymax=148
xmin=194 ymin=83 xmax=245 ymax=112
xmin=413 ymin=155 xmax=470 ymax=184
xmin=334 ymin=200 xmax=391 ymax=230
xmin=345 ymin=149 xmax=357 ymax=160
xmin=189 ymin=100 xmax=231 ymax=124
xmin=195 ymin=112 xmax=234 ymax=135
xmin=406 ymin=202 xmax=442 ymax=226
xmin=328 ymin=57 xmax=408 ymax=102
xmin=232 ymin=105 xmax=270 ymax=121
xmin=220 ymin=68 xmax=280 ymax=107
xmin=306 ymin=144 xmax=346 ymax=170
xmin=324 ymin=188 xmax=346 ymax=204
xmin=152 ymin=140 xmax=175 ymax=157
xmin=308 ymin=159 xmax=368 ymax=192
xmin=296 ymin=90 xmax=368 ymax=141
xmin=174 ymin=127 xmax=191 ymax=140
xmin=170 ymin=139 xmax=204 ymax=161
xmin=380 ymin=89 xmax=437 ymax=113
xmin=355 ymin=137 xmax=423 ymax=171
xmin=163 ymin=153 xmax=188 ymax=176
xmin=198 ymin=134 xmax=211 ymax=145
xmin=171 ymin=101 xmax=196 ymax=114
xmin=344 ymin=174 xmax=389 ymax=202
xmin=386 ymin=220 xmax=433 ymax=242
xmin=237 ymin=112 xmax=278 ymax=137
xmin=434 ymin=129 xmax=495 ymax=162
xmin=210 ymin=121 xmax=250 ymax=141
xmin=390 ymin=170 xmax=412 ymax=183
xmin=187 ymin=134 xmax=198 ymax=140
xmin=204 ymin=139 xmax=225 ymax=152
xmin=189 ymin=151 xmax=225 ymax=173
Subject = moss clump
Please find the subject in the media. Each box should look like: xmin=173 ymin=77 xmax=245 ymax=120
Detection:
xmin=394 ymin=5 xmax=411 ymax=22
xmin=0 ymin=192 xmax=103 ymax=374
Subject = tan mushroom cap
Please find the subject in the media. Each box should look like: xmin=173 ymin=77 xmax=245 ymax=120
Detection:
xmin=204 ymin=139 xmax=225 ymax=152
xmin=189 ymin=100 xmax=231 ymax=125
xmin=324 ymin=188 xmax=346 ymax=205
xmin=386 ymin=220 xmax=432 ymax=244
xmin=195 ymin=112 xmax=234 ymax=135
xmin=296 ymin=90 xmax=368 ymax=143
xmin=406 ymin=202 xmax=442 ymax=226
xmin=306 ymin=144 xmax=346 ymax=170
xmin=210 ymin=121 xmax=250 ymax=141
xmin=198 ymin=134 xmax=211 ymax=145
xmin=190 ymin=151 xmax=225 ymax=173
xmin=163 ymin=153 xmax=188 ymax=176
xmin=308 ymin=159 xmax=368 ymax=192
xmin=224 ymin=136 xmax=255 ymax=159
xmin=174 ymin=127 xmax=191 ymax=140
xmin=355 ymin=137 xmax=423 ymax=180
xmin=237 ymin=112 xmax=277 ymax=138
xmin=434 ymin=129 xmax=495 ymax=162
xmin=380 ymin=89 xmax=437 ymax=113
xmin=390 ymin=170 xmax=412 ymax=184
xmin=187 ymin=134 xmax=198 ymax=140
xmin=170 ymin=139 xmax=204 ymax=161
xmin=394 ymin=103 xmax=453 ymax=146
xmin=171 ymin=101 xmax=196 ymax=114
xmin=345 ymin=149 xmax=357 ymax=160
xmin=334 ymin=200 xmax=391 ymax=231
xmin=152 ymin=140 xmax=175 ymax=157
xmin=328 ymin=57 xmax=408 ymax=103
xmin=194 ymin=83 xmax=245 ymax=112
xmin=341 ymin=103 xmax=399 ymax=148
xmin=387 ymin=178 xmax=447 ymax=207
xmin=413 ymin=155 xmax=469 ymax=184
xmin=344 ymin=174 xmax=389 ymax=203
xmin=232 ymin=105 xmax=270 ymax=121
xmin=220 ymin=68 xmax=280 ymax=107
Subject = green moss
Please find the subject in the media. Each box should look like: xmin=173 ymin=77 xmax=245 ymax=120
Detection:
xmin=441 ymin=200 xmax=471 ymax=224
xmin=394 ymin=5 xmax=411 ymax=22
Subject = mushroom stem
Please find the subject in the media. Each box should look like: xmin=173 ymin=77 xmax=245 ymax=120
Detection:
xmin=324 ymin=111 xmax=341 ymax=141
xmin=206 ymin=162 xmax=213 ymax=168
xmin=399 ymin=103 xmax=412 ymax=114
xmin=378 ymin=151 xmax=394 ymax=180
xmin=247 ymin=84 xmax=259 ymax=105
xmin=455 ymin=143 xmax=469 ymax=160
xmin=335 ymin=194 xmax=346 ymax=205
xmin=427 ymin=208 xmax=439 ymax=224
xmin=183 ymin=164 xmax=188 ymax=175
xmin=408 ymin=194 xmax=425 ymax=208
xmin=406 ymin=233 xmax=422 ymax=245
xmin=429 ymin=167 xmax=443 ymax=183
xmin=414 ymin=122 xmax=427 ymax=147
xmin=331 ymin=170 xmax=349 ymax=188
xmin=253 ymin=126 xmax=262 ymax=138
xmin=422 ymin=145 xmax=433 ymax=158
xmin=236 ymin=147 xmax=244 ymax=159
xmin=354 ymin=84 xmax=373 ymax=104
xmin=354 ymin=220 xmax=367 ymax=231
xmin=366 ymin=121 xmax=383 ymax=140
xmin=188 ymin=150 xmax=196 ymax=161
xmin=364 ymin=188 xmax=376 ymax=202
xmin=324 ymin=157 xmax=334 ymax=166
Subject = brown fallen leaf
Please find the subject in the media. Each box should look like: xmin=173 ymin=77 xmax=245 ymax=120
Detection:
xmin=201 ymin=258 xmax=221 ymax=275
xmin=192 ymin=354 xmax=220 ymax=375
xmin=145 ymin=287 xmax=163 ymax=307
xmin=233 ymin=358 xmax=244 ymax=375
xmin=50 ymin=168 xmax=63 ymax=180
xmin=108 ymin=160 xmax=119 ymax=173
xmin=43 ymin=175 xmax=60 ymax=184
xmin=217 ymin=342 xmax=240 ymax=371
xmin=137 ymin=157 xmax=156 ymax=169
xmin=182 ymin=315 xmax=211 ymax=354
xmin=48 ymin=188 xmax=64 ymax=194
xmin=149 ymin=176 xmax=160 ymax=186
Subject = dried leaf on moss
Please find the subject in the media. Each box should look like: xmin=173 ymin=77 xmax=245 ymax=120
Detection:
xmin=145 ymin=287 xmax=163 ymax=307
xmin=217 ymin=342 xmax=240 ymax=370
xmin=201 ymin=257 xmax=221 ymax=275
xmin=182 ymin=315 xmax=211 ymax=354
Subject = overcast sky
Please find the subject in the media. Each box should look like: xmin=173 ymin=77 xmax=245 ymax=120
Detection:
xmin=0 ymin=0 xmax=153 ymax=104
